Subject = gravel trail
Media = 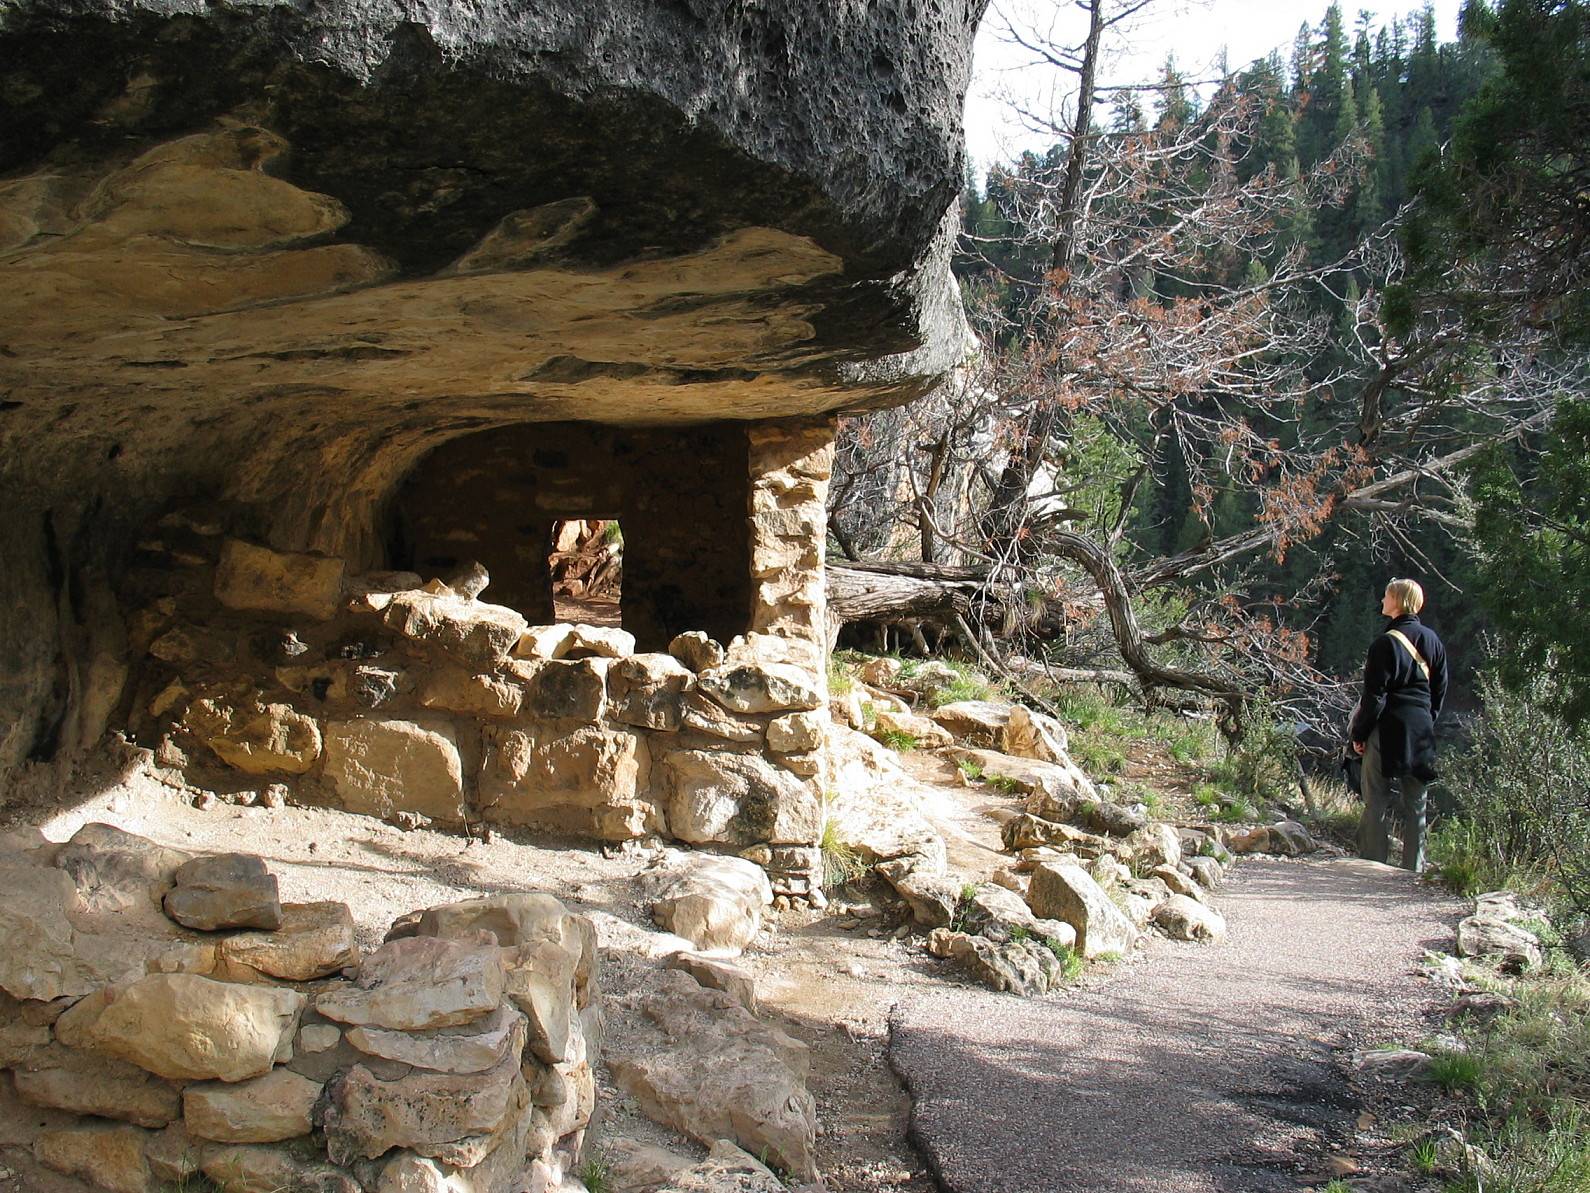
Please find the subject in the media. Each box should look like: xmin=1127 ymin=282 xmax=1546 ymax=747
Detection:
xmin=888 ymin=857 xmax=1463 ymax=1193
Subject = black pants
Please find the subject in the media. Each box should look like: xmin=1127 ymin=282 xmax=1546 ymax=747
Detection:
xmin=1358 ymin=727 xmax=1427 ymax=871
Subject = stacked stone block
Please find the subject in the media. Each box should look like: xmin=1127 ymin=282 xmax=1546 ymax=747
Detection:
xmin=0 ymin=826 xmax=598 ymax=1192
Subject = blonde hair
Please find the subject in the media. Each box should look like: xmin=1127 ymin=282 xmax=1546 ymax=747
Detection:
xmin=1385 ymin=578 xmax=1425 ymax=615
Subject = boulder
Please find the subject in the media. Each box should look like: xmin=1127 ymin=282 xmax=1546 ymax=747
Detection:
xmin=1227 ymin=820 xmax=1316 ymax=856
xmin=201 ymin=1143 xmax=363 ymax=1192
xmin=1088 ymin=856 xmax=1130 ymax=889
xmin=669 ymin=631 xmax=726 ymax=673
xmin=183 ymin=693 xmax=323 ymax=777
xmin=876 ymin=862 xmax=961 ymax=928
xmin=316 ymin=936 xmax=506 ymax=1032
xmin=610 ymin=971 xmax=817 ymax=1181
xmin=53 ymin=822 xmax=190 ymax=916
xmin=183 ymin=1068 xmax=323 ymax=1143
xmin=214 ymin=538 xmax=346 ymax=621
xmin=384 ymin=590 xmax=528 ymax=667
xmin=1150 ymin=864 xmax=1203 ymax=902
xmin=955 ymin=882 xmax=1076 ymax=950
xmin=417 ymin=667 xmax=525 ymax=719
xmin=666 ymin=954 xmax=758 ymax=1014
xmin=13 ymin=1045 xmax=183 ymax=1128
xmin=1152 ymin=894 xmax=1227 ymax=943
xmin=957 ymin=748 xmax=1095 ymax=807
xmin=1115 ymin=877 xmax=1170 ymax=930
xmin=765 ymin=710 xmax=827 ymax=753
xmin=479 ymin=722 xmax=654 ymax=840
xmin=1456 ymin=914 xmax=1541 ymax=972
xmin=346 ymin=1004 xmax=527 ymax=1075
xmin=55 ymin=973 xmax=304 ymax=1082
xmin=663 ymin=749 xmax=819 ymax=846
xmin=1124 ymin=822 xmax=1182 ymax=868
xmin=0 ymin=861 xmax=92 ymax=1000
xmin=856 ymin=657 xmax=903 ymax=687
xmin=929 ymin=700 xmax=1013 ymax=747
xmin=656 ymin=1140 xmax=785 ymax=1193
xmin=1026 ymin=862 xmax=1138 ymax=959
xmin=648 ymin=855 xmax=772 ymax=956
xmin=1000 ymin=705 xmax=1071 ymax=763
xmin=34 ymin=1124 xmax=153 ymax=1193
xmin=895 ymin=660 xmax=963 ymax=696
xmin=323 ymin=718 xmax=466 ymax=823
xmin=608 ymin=653 xmax=694 ymax=730
xmin=219 ymin=901 xmax=360 ymax=981
xmin=324 ymin=1049 xmax=530 ymax=1167
xmin=163 ymin=852 xmax=283 ymax=931
xmin=873 ymin=708 xmax=954 ymax=749
xmin=1001 ymin=814 xmax=1109 ymax=856
xmin=680 ymin=692 xmax=767 ymax=744
xmin=930 ymin=929 xmax=1065 ymax=997
xmin=515 ymin=658 xmax=610 ymax=720
xmin=144 ymin=1123 xmax=208 ymax=1185
xmin=1186 ymin=855 xmax=1225 ymax=890
xmin=565 ymin=623 xmax=637 ymax=659
xmin=696 ymin=662 xmax=822 ymax=714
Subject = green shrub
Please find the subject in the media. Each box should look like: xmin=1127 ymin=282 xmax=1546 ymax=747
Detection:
xmin=1434 ymin=666 xmax=1590 ymax=920
xmin=1426 ymin=1047 xmax=1485 ymax=1093
xmin=878 ymin=730 xmax=917 ymax=752
xmin=1043 ymin=938 xmax=1086 ymax=981
xmin=985 ymin=774 xmax=1024 ymax=795
xmin=820 ymin=819 xmax=867 ymax=890
xmin=956 ymin=757 xmax=985 ymax=781
xmin=929 ymin=675 xmax=996 ymax=707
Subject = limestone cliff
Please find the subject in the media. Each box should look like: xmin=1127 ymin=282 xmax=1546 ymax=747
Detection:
xmin=0 ymin=0 xmax=983 ymax=773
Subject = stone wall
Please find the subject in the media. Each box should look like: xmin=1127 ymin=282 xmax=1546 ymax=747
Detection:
xmin=0 ymin=825 xmax=598 ymax=1192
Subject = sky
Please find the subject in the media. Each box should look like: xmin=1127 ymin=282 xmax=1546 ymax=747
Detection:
xmin=965 ymin=0 xmax=1466 ymax=175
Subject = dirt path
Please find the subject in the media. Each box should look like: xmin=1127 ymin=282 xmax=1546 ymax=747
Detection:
xmin=889 ymin=857 xmax=1464 ymax=1193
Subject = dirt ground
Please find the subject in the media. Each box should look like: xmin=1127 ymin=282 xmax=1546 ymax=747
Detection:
xmin=0 ymin=737 xmax=1038 ymax=1192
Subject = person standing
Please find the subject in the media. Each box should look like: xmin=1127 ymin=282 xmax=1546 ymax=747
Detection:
xmin=1350 ymin=578 xmax=1449 ymax=871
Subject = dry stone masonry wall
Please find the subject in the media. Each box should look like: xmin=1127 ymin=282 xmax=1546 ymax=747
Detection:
xmin=0 ymin=824 xmax=598 ymax=1192
xmin=119 ymin=420 xmax=836 ymax=897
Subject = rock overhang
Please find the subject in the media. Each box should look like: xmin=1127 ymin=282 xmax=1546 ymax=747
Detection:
xmin=0 ymin=0 xmax=984 ymax=773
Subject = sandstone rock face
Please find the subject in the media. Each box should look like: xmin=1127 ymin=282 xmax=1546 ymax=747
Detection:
xmin=316 ymin=937 xmax=506 ymax=1032
xmin=608 ymin=654 xmax=694 ymax=731
xmin=183 ymin=1068 xmax=323 ymax=1143
xmin=930 ymin=929 xmax=1067 ymax=998
xmin=13 ymin=1045 xmax=184 ymax=1128
xmin=34 ymin=1123 xmax=152 ymax=1193
xmin=697 ymin=662 xmax=823 ymax=715
xmin=384 ymin=592 xmax=529 ymax=668
xmin=56 ymin=973 xmax=305 ymax=1082
xmin=657 ymin=1140 xmax=786 ymax=1193
xmin=1027 ymin=862 xmax=1138 ymax=959
xmin=670 ymin=632 xmax=727 ymax=674
xmin=648 ymin=855 xmax=773 ymax=956
xmin=930 ymin=701 xmax=1014 ymax=747
xmin=874 ymin=708 xmax=954 ymax=749
xmin=184 ymin=693 xmax=323 ymax=775
xmin=164 ymin=852 xmax=283 ymax=932
xmin=219 ymin=901 xmax=360 ymax=981
xmin=214 ymin=539 xmax=347 ymax=621
xmin=611 ymin=971 xmax=818 ymax=1180
xmin=323 ymin=718 xmax=466 ymax=823
xmin=323 ymin=1050 xmax=529 ymax=1166
xmin=1152 ymin=894 xmax=1227 ymax=943
xmin=663 ymin=749 xmax=819 ymax=847
xmin=480 ymin=722 xmax=654 ymax=840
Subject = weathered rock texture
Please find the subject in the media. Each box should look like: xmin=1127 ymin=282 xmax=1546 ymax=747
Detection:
xmin=0 ymin=828 xmax=601 ymax=1193
xmin=0 ymin=0 xmax=983 ymax=795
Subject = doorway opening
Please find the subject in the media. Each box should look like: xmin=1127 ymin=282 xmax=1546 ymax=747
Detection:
xmin=550 ymin=519 xmax=623 ymax=627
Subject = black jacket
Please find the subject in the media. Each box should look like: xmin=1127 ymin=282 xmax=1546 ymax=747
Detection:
xmin=1350 ymin=614 xmax=1448 ymax=780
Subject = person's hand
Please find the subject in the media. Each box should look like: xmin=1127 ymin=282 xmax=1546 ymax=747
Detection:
xmin=1352 ymin=740 xmax=1366 ymax=756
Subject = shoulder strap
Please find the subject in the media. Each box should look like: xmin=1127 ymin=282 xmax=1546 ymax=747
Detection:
xmin=1384 ymin=628 xmax=1431 ymax=680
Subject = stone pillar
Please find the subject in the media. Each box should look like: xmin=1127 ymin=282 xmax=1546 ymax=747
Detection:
xmin=745 ymin=417 xmax=836 ymax=903
xmin=746 ymin=418 xmax=835 ymax=665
